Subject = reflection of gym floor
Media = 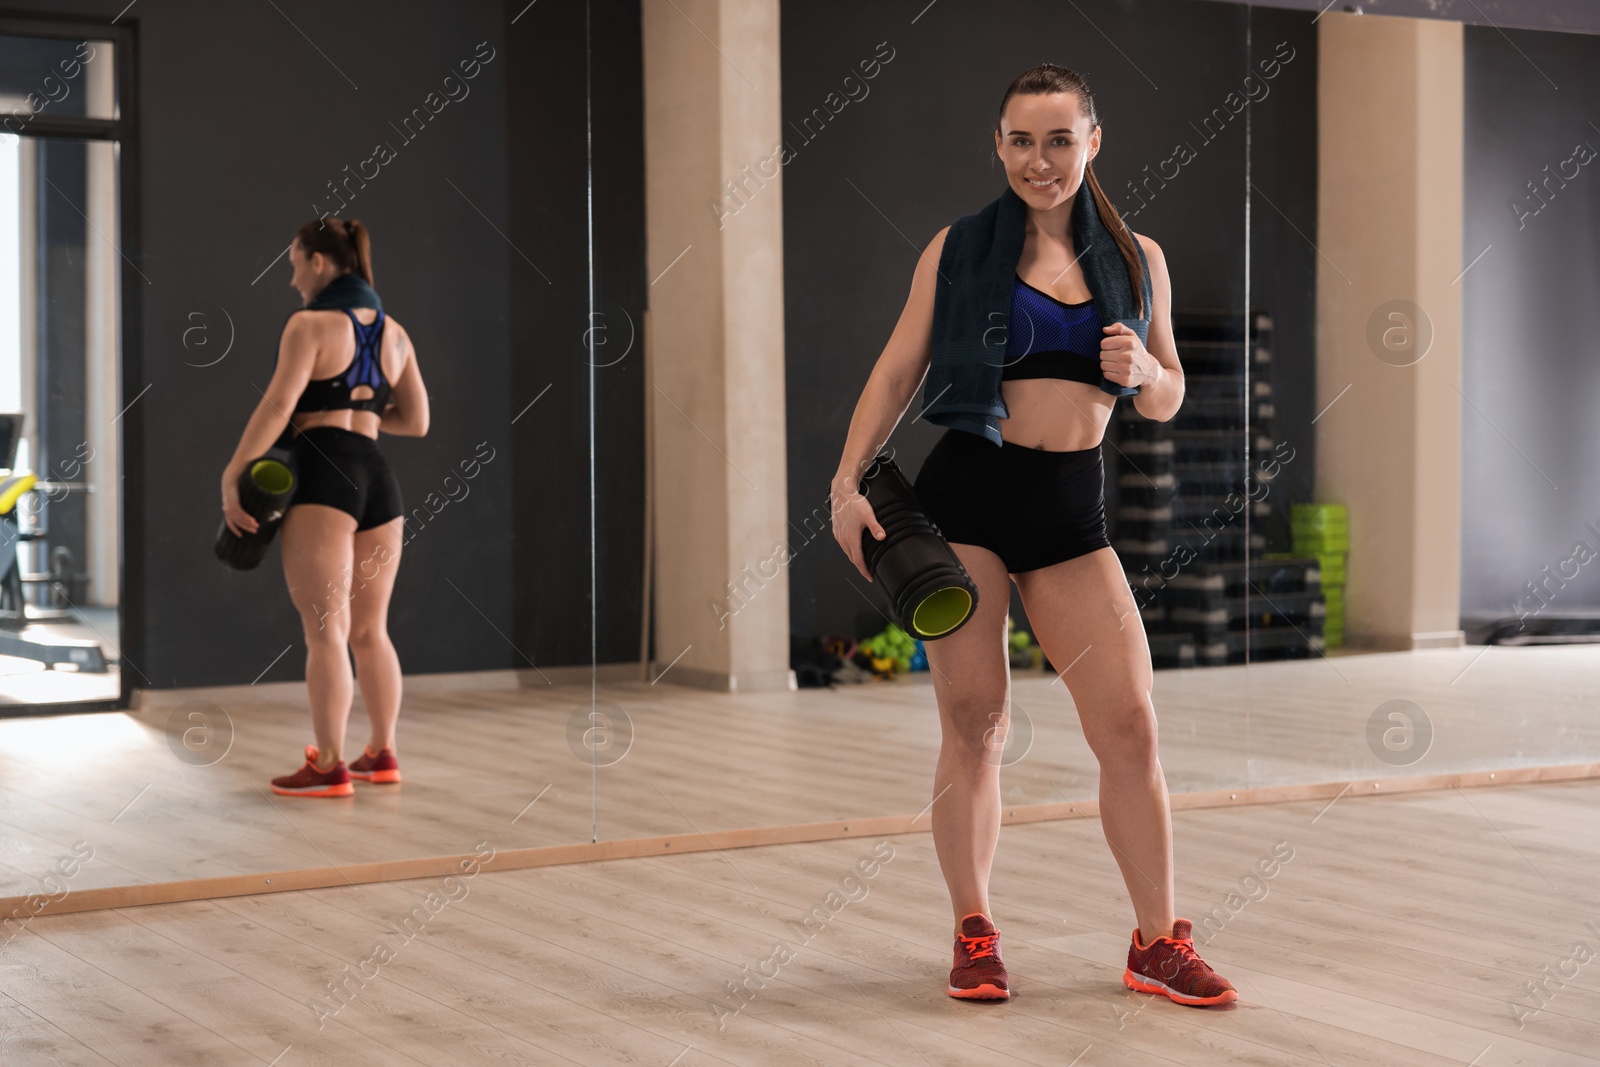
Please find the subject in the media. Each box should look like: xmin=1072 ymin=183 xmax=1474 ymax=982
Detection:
xmin=0 ymin=644 xmax=1597 ymax=905
xmin=7 ymin=779 xmax=1599 ymax=1064
xmin=0 ymin=605 xmax=120 ymax=705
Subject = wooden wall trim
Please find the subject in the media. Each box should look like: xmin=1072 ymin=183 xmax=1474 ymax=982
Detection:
xmin=8 ymin=761 xmax=1594 ymax=918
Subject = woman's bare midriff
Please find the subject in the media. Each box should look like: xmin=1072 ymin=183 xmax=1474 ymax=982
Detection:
xmin=290 ymin=410 xmax=381 ymax=440
xmin=998 ymin=378 xmax=1114 ymax=451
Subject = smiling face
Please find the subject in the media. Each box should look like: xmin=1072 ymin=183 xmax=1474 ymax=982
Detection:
xmin=993 ymin=90 xmax=1100 ymax=208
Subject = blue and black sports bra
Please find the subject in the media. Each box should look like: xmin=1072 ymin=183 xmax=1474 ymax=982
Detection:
xmin=1001 ymin=273 xmax=1104 ymax=387
xmin=294 ymin=308 xmax=393 ymax=414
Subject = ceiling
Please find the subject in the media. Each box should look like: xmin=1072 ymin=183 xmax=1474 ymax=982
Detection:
xmin=1190 ymin=0 xmax=1600 ymax=35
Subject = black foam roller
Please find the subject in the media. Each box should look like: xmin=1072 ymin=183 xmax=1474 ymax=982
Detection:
xmin=857 ymin=452 xmax=979 ymax=641
xmin=215 ymin=450 xmax=298 ymax=571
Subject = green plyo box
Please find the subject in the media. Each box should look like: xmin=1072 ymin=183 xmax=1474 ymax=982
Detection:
xmin=1294 ymin=531 xmax=1350 ymax=554
xmin=1291 ymin=503 xmax=1348 ymax=531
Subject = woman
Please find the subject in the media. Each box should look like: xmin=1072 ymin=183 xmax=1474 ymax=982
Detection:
xmin=221 ymin=218 xmax=430 ymax=798
xmin=830 ymin=65 xmax=1236 ymax=1006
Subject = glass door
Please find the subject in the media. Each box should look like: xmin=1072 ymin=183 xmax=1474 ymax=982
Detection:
xmin=0 ymin=28 xmax=124 ymax=711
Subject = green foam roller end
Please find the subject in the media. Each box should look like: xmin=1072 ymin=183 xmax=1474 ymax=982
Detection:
xmin=912 ymin=586 xmax=973 ymax=639
xmin=250 ymin=458 xmax=295 ymax=495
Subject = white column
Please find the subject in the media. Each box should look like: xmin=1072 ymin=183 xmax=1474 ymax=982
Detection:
xmin=643 ymin=0 xmax=794 ymax=689
xmin=1317 ymin=13 xmax=1464 ymax=649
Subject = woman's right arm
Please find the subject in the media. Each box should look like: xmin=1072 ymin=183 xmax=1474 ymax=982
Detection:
xmin=830 ymin=225 xmax=949 ymax=581
xmin=380 ymin=322 xmax=430 ymax=437
xmin=219 ymin=314 xmax=317 ymax=536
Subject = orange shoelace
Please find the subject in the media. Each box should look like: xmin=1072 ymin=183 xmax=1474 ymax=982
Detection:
xmin=959 ymin=932 xmax=999 ymax=960
xmin=1153 ymin=935 xmax=1206 ymax=980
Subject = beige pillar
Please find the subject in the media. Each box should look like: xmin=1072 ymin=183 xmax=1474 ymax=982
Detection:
xmin=642 ymin=0 xmax=794 ymax=690
xmin=1316 ymin=13 xmax=1464 ymax=650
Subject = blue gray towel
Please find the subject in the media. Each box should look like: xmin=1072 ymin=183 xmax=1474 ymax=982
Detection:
xmin=923 ymin=183 xmax=1152 ymax=446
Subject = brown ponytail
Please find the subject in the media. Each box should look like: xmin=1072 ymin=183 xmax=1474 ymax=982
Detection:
xmin=344 ymin=219 xmax=373 ymax=285
xmin=294 ymin=216 xmax=375 ymax=285
xmin=996 ymin=64 xmax=1145 ymax=318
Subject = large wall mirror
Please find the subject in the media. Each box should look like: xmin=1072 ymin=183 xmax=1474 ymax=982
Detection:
xmin=1232 ymin=0 xmax=1600 ymax=791
xmin=0 ymin=30 xmax=123 ymax=711
xmin=0 ymin=1 xmax=638 ymax=906
xmin=596 ymin=0 xmax=1600 ymax=849
xmin=4 ymin=0 xmax=1597 ymax=920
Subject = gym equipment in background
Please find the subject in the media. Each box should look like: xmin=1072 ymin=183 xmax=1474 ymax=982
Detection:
xmin=0 ymin=413 xmax=110 ymax=672
xmin=0 ymin=470 xmax=42 ymax=629
xmin=1111 ymin=308 xmax=1325 ymax=667
xmin=215 ymin=449 xmax=299 ymax=570
xmin=856 ymin=452 xmax=979 ymax=641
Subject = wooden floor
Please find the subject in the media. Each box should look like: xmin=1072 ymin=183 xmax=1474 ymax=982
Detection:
xmin=0 ymin=653 xmax=119 ymax=705
xmin=0 ymin=604 xmax=122 ymax=705
xmin=1 ymin=643 xmax=1599 ymax=898
xmin=2 ymin=779 xmax=1597 ymax=1065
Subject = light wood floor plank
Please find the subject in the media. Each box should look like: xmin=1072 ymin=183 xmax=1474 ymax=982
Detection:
xmin=0 ymin=990 xmax=120 ymax=1066
xmin=6 ymin=645 xmax=1600 ymax=899
xmin=2 ymin=695 xmax=1599 ymax=1064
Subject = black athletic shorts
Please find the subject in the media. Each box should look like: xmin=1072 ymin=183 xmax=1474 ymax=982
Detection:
xmin=287 ymin=426 xmax=403 ymax=531
xmin=912 ymin=427 xmax=1111 ymax=574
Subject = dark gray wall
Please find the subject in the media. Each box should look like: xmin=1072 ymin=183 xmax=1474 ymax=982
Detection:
xmin=1241 ymin=4 xmax=1318 ymax=521
xmin=1245 ymin=5 xmax=1321 ymax=530
xmin=508 ymin=0 xmax=648 ymax=670
xmin=779 ymin=0 xmax=1330 ymax=640
xmin=1462 ymin=25 xmax=1600 ymax=621
xmin=3 ymin=0 xmax=644 ymax=690
xmin=139 ymin=0 xmax=513 ymax=687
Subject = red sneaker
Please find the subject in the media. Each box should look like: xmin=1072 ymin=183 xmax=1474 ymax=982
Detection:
xmin=1123 ymin=918 xmax=1237 ymax=1006
xmin=348 ymin=744 xmax=401 ymax=783
xmin=269 ymin=745 xmax=354 ymax=797
xmin=948 ymin=912 xmax=1010 ymax=1000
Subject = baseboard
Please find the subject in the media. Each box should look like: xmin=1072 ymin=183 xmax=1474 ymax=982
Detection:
xmin=130 ymin=663 xmax=645 ymax=711
xmin=650 ymin=663 xmax=797 ymax=692
xmin=1343 ymin=630 xmax=1467 ymax=652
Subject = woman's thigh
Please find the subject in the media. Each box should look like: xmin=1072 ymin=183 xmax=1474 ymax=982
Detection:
xmin=348 ymin=517 xmax=404 ymax=641
xmin=281 ymin=504 xmax=358 ymax=639
xmin=1012 ymin=545 xmax=1155 ymax=754
xmin=923 ymin=541 xmax=1016 ymax=761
